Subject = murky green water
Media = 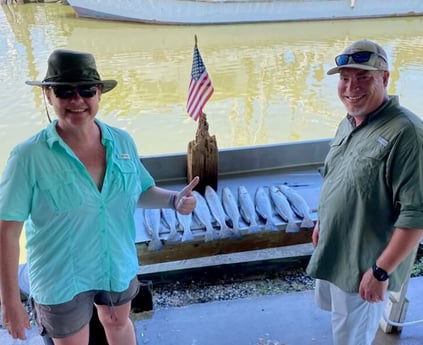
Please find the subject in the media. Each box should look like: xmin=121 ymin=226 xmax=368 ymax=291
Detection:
xmin=2 ymin=3 xmax=423 ymax=262
xmin=2 ymin=3 xmax=423 ymax=168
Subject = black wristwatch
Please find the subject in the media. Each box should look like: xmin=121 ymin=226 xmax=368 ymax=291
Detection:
xmin=372 ymin=264 xmax=390 ymax=281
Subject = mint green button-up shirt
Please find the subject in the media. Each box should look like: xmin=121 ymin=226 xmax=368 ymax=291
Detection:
xmin=0 ymin=119 xmax=155 ymax=305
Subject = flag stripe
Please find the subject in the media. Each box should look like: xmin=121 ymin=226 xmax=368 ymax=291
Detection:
xmin=187 ymin=72 xmax=213 ymax=113
xmin=186 ymin=43 xmax=214 ymax=121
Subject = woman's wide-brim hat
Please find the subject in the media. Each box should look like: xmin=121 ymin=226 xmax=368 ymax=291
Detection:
xmin=25 ymin=49 xmax=117 ymax=93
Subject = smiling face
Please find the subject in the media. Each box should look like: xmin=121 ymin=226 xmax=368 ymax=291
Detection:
xmin=338 ymin=68 xmax=389 ymax=126
xmin=45 ymin=85 xmax=102 ymax=129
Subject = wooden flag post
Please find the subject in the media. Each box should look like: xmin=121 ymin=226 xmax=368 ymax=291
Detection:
xmin=187 ymin=112 xmax=218 ymax=195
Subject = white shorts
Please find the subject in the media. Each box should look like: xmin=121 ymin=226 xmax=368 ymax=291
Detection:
xmin=315 ymin=279 xmax=388 ymax=345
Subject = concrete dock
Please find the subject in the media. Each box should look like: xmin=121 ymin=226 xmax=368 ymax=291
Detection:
xmin=2 ymin=277 xmax=422 ymax=345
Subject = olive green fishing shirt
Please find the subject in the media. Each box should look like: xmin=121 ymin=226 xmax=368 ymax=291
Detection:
xmin=307 ymin=96 xmax=423 ymax=293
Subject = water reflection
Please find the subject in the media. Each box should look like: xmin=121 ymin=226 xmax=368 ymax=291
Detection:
xmin=1 ymin=3 xmax=423 ymax=168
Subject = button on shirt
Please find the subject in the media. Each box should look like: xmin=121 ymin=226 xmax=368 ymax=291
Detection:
xmin=0 ymin=119 xmax=155 ymax=305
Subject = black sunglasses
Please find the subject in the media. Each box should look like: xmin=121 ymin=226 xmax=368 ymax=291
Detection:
xmin=335 ymin=51 xmax=387 ymax=66
xmin=51 ymin=85 xmax=99 ymax=99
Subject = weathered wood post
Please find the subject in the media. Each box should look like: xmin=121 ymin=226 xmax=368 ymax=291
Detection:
xmin=187 ymin=112 xmax=218 ymax=195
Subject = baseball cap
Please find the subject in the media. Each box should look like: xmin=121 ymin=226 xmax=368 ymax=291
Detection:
xmin=327 ymin=39 xmax=389 ymax=75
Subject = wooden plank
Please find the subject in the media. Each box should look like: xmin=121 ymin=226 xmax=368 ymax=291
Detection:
xmin=137 ymin=227 xmax=313 ymax=265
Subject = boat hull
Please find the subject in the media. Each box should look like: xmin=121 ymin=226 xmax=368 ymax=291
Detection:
xmin=67 ymin=0 xmax=423 ymax=25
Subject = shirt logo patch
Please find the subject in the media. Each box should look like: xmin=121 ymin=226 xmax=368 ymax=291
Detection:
xmin=120 ymin=153 xmax=130 ymax=159
xmin=377 ymin=136 xmax=388 ymax=147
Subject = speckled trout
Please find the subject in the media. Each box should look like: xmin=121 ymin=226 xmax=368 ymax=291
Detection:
xmin=254 ymin=186 xmax=277 ymax=231
xmin=222 ymin=187 xmax=242 ymax=239
xmin=193 ymin=190 xmax=217 ymax=242
xmin=176 ymin=210 xmax=194 ymax=242
xmin=238 ymin=185 xmax=260 ymax=233
xmin=269 ymin=185 xmax=299 ymax=233
xmin=144 ymin=208 xmax=163 ymax=251
xmin=205 ymin=185 xmax=233 ymax=239
xmin=278 ymin=185 xmax=314 ymax=228
xmin=161 ymin=208 xmax=181 ymax=242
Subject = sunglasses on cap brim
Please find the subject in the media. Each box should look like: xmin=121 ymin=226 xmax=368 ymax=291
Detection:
xmin=50 ymin=85 xmax=99 ymax=99
xmin=335 ymin=51 xmax=387 ymax=67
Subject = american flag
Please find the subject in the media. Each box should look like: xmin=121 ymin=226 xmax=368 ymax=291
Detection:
xmin=186 ymin=40 xmax=214 ymax=121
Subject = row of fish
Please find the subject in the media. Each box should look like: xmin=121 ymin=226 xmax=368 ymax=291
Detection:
xmin=143 ymin=184 xmax=315 ymax=250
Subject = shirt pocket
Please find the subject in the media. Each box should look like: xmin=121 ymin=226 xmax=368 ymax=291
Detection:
xmin=347 ymin=143 xmax=389 ymax=195
xmin=112 ymin=159 xmax=141 ymax=195
xmin=37 ymin=171 xmax=84 ymax=212
xmin=322 ymin=136 xmax=346 ymax=178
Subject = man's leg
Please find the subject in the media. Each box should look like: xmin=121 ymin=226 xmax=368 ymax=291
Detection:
xmin=329 ymin=282 xmax=387 ymax=345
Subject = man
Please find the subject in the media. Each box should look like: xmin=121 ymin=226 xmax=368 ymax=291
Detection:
xmin=306 ymin=39 xmax=423 ymax=345
xmin=0 ymin=49 xmax=198 ymax=345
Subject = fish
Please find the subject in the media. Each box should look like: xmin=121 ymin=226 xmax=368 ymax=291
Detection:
xmin=192 ymin=191 xmax=217 ymax=242
xmin=254 ymin=186 xmax=277 ymax=231
xmin=204 ymin=185 xmax=233 ymax=239
xmin=269 ymin=185 xmax=299 ymax=233
xmin=278 ymin=185 xmax=315 ymax=228
xmin=238 ymin=185 xmax=260 ymax=233
xmin=176 ymin=210 xmax=195 ymax=242
xmin=221 ymin=187 xmax=243 ymax=239
xmin=161 ymin=208 xmax=181 ymax=242
xmin=143 ymin=208 xmax=163 ymax=251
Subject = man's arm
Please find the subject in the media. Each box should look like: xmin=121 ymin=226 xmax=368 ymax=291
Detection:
xmin=359 ymin=227 xmax=423 ymax=302
xmin=376 ymin=227 xmax=423 ymax=273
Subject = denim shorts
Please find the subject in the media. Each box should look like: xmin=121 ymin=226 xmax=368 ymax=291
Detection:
xmin=32 ymin=277 xmax=140 ymax=339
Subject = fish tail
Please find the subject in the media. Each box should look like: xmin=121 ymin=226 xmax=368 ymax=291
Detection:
xmin=204 ymin=226 xmax=217 ymax=242
xmin=181 ymin=230 xmax=194 ymax=242
xmin=232 ymin=227 xmax=243 ymax=239
xmin=147 ymin=239 xmax=163 ymax=251
xmin=285 ymin=221 xmax=300 ymax=233
xmin=300 ymin=218 xmax=315 ymax=229
xmin=219 ymin=226 xmax=233 ymax=239
xmin=167 ymin=232 xmax=181 ymax=242
xmin=248 ymin=224 xmax=261 ymax=233
xmin=265 ymin=219 xmax=278 ymax=232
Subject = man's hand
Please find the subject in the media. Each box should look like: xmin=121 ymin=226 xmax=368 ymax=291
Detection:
xmin=359 ymin=267 xmax=388 ymax=303
xmin=312 ymin=221 xmax=319 ymax=248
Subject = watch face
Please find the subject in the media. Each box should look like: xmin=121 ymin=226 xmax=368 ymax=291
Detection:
xmin=373 ymin=264 xmax=389 ymax=281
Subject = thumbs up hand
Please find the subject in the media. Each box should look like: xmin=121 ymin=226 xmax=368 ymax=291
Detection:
xmin=173 ymin=176 xmax=199 ymax=214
